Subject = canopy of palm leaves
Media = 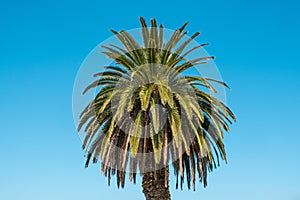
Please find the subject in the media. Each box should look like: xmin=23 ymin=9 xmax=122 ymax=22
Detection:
xmin=78 ymin=17 xmax=236 ymax=190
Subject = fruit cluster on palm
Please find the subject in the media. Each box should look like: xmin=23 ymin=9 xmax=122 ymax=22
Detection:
xmin=78 ymin=17 xmax=235 ymax=200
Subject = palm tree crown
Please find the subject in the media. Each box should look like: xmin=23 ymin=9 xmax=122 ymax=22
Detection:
xmin=78 ymin=17 xmax=236 ymax=191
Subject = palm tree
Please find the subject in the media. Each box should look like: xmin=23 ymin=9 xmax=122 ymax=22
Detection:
xmin=78 ymin=17 xmax=236 ymax=200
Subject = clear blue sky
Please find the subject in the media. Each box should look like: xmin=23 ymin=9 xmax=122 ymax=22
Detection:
xmin=1 ymin=0 xmax=300 ymax=199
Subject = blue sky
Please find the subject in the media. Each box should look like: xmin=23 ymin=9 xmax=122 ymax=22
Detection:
xmin=1 ymin=0 xmax=300 ymax=199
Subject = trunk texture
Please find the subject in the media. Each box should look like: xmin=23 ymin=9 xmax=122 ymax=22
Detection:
xmin=142 ymin=167 xmax=171 ymax=200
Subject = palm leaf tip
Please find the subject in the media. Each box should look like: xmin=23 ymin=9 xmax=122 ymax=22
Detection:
xmin=139 ymin=16 xmax=148 ymax=26
xmin=178 ymin=21 xmax=189 ymax=32
xmin=110 ymin=29 xmax=118 ymax=35
xmin=150 ymin=18 xmax=157 ymax=27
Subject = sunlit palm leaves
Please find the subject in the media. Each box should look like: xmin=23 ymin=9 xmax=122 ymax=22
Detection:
xmin=78 ymin=17 xmax=236 ymax=190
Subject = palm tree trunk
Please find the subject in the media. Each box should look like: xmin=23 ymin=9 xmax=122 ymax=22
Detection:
xmin=142 ymin=166 xmax=171 ymax=200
